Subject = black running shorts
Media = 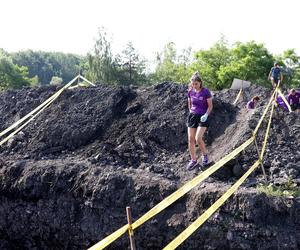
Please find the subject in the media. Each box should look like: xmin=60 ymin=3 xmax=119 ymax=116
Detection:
xmin=271 ymin=77 xmax=280 ymax=84
xmin=187 ymin=112 xmax=210 ymax=128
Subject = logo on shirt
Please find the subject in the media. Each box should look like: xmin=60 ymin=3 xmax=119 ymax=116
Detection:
xmin=193 ymin=96 xmax=204 ymax=100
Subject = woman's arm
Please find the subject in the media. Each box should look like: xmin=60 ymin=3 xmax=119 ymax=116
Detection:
xmin=188 ymin=98 xmax=191 ymax=112
xmin=206 ymin=97 xmax=213 ymax=115
xmin=268 ymin=68 xmax=272 ymax=80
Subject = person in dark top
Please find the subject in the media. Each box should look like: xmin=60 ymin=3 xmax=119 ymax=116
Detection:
xmin=186 ymin=72 xmax=213 ymax=170
xmin=268 ymin=62 xmax=283 ymax=88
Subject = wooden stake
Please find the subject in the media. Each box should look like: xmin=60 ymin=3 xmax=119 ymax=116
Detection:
xmin=126 ymin=206 xmax=136 ymax=250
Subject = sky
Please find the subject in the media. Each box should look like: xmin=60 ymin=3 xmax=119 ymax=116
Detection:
xmin=1 ymin=0 xmax=300 ymax=62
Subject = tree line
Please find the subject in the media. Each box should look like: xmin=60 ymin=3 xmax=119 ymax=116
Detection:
xmin=1 ymin=30 xmax=299 ymax=91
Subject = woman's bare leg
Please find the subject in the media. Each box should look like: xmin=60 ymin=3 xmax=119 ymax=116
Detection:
xmin=188 ymin=127 xmax=197 ymax=160
xmin=196 ymin=126 xmax=207 ymax=155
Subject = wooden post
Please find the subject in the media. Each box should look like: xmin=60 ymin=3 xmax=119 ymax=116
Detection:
xmin=254 ymin=138 xmax=268 ymax=183
xmin=241 ymin=80 xmax=244 ymax=102
xmin=126 ymin=206 xmax=136 ymax=250
xmin=77 ymin=69 xmax=80 ymax=85
xmin=241 ymin=89 xmax=244 ymax=103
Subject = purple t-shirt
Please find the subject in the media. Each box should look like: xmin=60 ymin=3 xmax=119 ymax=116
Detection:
xmin=247 ymin=100 xmax=255 ymax=109
xmin=288 ymin=92 xmax=300 ymax=105
xmin=276 ymin=96 xmax=288 ymax=110
xmin=188 ymin=88 xmax=212 ymax=115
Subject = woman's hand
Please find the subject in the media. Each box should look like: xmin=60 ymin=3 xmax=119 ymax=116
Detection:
xmin=200 ymin=113 xmax=208 ymax=122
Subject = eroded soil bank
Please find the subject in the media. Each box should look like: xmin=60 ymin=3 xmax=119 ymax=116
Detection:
xmin=0 ymin=83 xmax=299 ymax=249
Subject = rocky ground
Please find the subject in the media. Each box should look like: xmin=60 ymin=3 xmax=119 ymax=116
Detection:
xmin=0 ymin=82 xmax=299 ymax=250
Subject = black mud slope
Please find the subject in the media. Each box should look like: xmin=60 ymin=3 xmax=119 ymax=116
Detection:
xmin=0 ymin=83 xmax=299 ymax=250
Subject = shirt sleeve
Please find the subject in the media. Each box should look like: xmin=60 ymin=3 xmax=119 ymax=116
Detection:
xmin=206 ymin=89 xmax=212 ymax=98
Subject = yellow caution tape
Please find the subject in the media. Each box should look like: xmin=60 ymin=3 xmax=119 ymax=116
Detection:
xmin=277 ymin=89 xmax=292 ymax=113
xmin=253 ymin=87 xmax=277 ymax=136
xmin=68 ymin=75 xmax=95 ymax=89
xmin=163 ymin=160 xmax=260 ymax=250
xmin=131 ymin=137 xmax=253 ymax=230
xmin=260 ymin=90 xmax=276 ymax=159
xmin=0 ymin=89 xmax=60 ymax=138
xmin=233 ymin=88 xmax=243 ymax=105
xmin=0 ymin=75 xmax=79 ymax=139
xmin=0 ymin=88 xmax=63 ymax=146
xmin=79 ymin=75 xmax=96 ymax=86
xmin=68 ymin=85 xmax=79 ymax=90
xmin=88 ymin=137 xmax=254 ymax=250
xmin=69 ymin=82 xmax=90 ymax=89
xmin=87 ymin=84 xmax=277 ymax=249
xmin=128 ymin=227 xmax=134 ymax=237
xmin=87 ymin=225 xmax=128 ymax=250
xmin=164 ymin=88 xmax=277 ymax=250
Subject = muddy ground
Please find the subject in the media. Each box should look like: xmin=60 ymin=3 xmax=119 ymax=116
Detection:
xmin=0 ymin=82 xmax=299 ymax=250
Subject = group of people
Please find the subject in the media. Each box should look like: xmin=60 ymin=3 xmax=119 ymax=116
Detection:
xmin=186 ymin=63 xmax=299 ymax=171
xmin=275 ymin=88 xmax=300 ymax=112
xmin=247 ymin=88 xmax=300 ymax=112
xmin=246 ymin=63 xmax=300 ymax=112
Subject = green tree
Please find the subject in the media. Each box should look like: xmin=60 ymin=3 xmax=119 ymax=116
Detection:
xmin=151 ymin=42 xmax=193 ymax=83
xmin=50 ymin=76 xmax=63 ymax=85
xmin=191 ymin=37 xmax=231 ymax=89
xmin=153 ymin=42 xmax=177 ymax=82
xmin=116 ymin=42 xmax=147 ymax=85
xmin=30 ymin=75 xmax=40 ymax=87
xmin=11 ymin=50 xmax=82 ymax=85
xmin=86 ymin=27 xmax=116 ymax=84
xmin=278 ymin=49 xmax=300 ymax=88
xmin=0 ymin=51 xmax=31 ymax=90
xmin=217 ymin=41 xmax=274 ymax=89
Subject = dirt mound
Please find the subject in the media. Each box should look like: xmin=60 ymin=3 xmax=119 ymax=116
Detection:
xmin=0 ymin=83 xmax=299 ymax=249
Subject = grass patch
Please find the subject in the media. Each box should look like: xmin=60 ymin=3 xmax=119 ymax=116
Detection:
xmin=257 ymin=180 xmax=300 ymax=198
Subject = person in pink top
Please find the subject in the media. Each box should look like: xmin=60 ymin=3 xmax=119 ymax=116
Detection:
xmin=186 ymin=72 xmax=213 ymax=170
